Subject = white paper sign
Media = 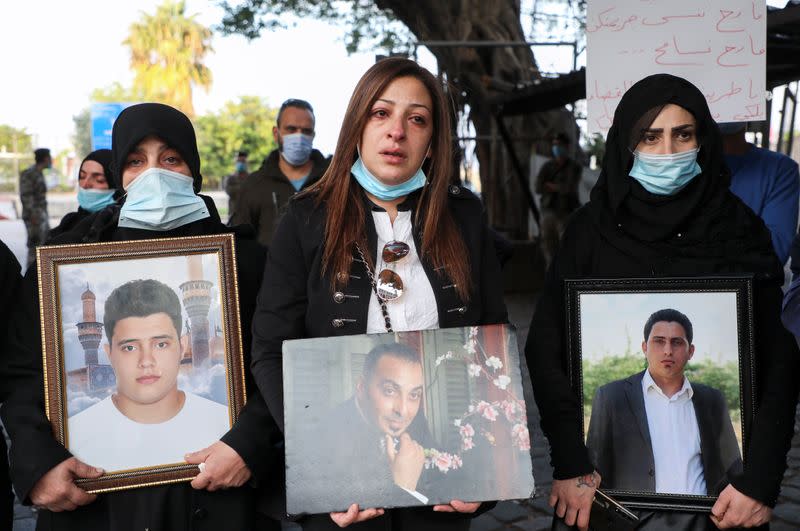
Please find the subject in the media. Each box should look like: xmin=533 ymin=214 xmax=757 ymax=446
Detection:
xmin=586 ymin=1 xmax=767 ymax=134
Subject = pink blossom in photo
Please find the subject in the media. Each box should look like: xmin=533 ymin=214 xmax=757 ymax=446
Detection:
xmin=464 ymin=338 xmax=477 ymax=355
xmin=485 ymin=356 xmax=503 ymax=371
xmin=459 ymin=423 xmax=475 ymax=438
xmin=453 ymin=418 xmax=462 ymax=427
xmin=475 ymin=400 xmax=491 ymax=413
xmin=435 ymin=452 xmax=453 ymax=473
xmin=501 ymin=400 xmax=517 ymax=421
xmin=512 ymin=423 xmax=531 ymax=451
xmin=452 ymin=455 xmax=463 ymax=468
xmin=462 ymin=437 xmax=475 ymax=451
xmin=493 ymin=374 xmax=511 ymax=390
xmin=481 ymin=405 xmax=498 ymax=421
xmin=468 ymin=363 xmax=481 ymax=377
xmin=469 ymin=326 xmax=479 ymax=338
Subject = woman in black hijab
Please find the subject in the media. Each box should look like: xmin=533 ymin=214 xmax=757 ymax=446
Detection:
xmin=526 ymin=74 xmax=798 ymax=530
xmin=48 ymin=149 xmax=118 ymax=240
xmin=1 ymin=103 xmax=281 ymax=531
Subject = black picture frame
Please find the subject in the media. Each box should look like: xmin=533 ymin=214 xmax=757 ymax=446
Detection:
xmin=564 ymin=276 xmax=756 ymax=512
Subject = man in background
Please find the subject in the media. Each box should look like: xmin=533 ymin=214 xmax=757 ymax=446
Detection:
xmin=223 ymin=150 xmax=248 ymax=224
xmin=720 ymin=121 xmax=800 ymax=264
xmin=535 ymin=133 xmax=582 ymax=266
xmin=232 ymin=99 xmax=330 ymax=246
xmin=19 ymin=148 xmax=51 ymax=266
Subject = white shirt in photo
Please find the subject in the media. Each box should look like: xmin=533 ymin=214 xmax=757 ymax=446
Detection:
xmin=642 ymin=370 xmax=706 ymax=495
xmin=68 ymin=392 xmax=230 ymax=472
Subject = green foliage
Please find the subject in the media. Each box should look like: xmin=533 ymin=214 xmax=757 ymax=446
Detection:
xmin=583 ymin=354 xmax=741 ymax=411
xmin=194 ymin=95 xmax=278 ymax=188
xmin=583 ymin=353 xmax=647 ymax=406
xmin=0 ymin=124 xmax=32 ymax=154
xmin=685 ymin=358 xmax=740 ymax=410
xmin=217 ymin=0 xmax=413 ymax=54
xmin=125 ymin=0 xmax=213 ymax=117
xmin=91 ymin=82 xmax=140 ymax=103
xmin=72 ymin=109 xmax=92 ymax=160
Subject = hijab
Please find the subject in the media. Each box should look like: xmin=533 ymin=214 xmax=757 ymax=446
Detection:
xmin=110 ymin=102 xmax=203 ymax=192
xmin=53 ymin=103 xmax=220 ymax=244
xmin=79 ymin=149 xmax=122 ymax=199
xmin=587 ymin=74 xmax=780 ymax=277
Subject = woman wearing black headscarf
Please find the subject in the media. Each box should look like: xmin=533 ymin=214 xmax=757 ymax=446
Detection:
xmin=526 ymin=74 xmax=799 ymax=530
xmin=48 ymin=149 xmax=118 ymax=241
xmin=1 ymin=103 xmax=281 ymax=531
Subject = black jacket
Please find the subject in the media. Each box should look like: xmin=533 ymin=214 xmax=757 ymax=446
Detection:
xmin=250 ymin=183 xmax=507 ymax=525
xmin=0 ymin=240 xmax=21 ymax=531
xmin=526 ymin=205 xmax=799 ymax=507
xmin=231 ymin=149 xmax=330 ymax=247
xmin=47 ymin=207 xmax=92 ymax=241
xmin=0 ymin=201 xmax=282 ymax=531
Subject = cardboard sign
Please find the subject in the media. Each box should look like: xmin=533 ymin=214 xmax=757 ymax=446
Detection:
xmin=586 ymin=1 xmax=767 ymax=133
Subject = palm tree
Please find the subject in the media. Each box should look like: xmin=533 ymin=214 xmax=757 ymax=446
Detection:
xmin=125 ymin=0 xmax=213 ymax=118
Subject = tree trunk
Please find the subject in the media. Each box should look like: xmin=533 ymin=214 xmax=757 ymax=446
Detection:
xmin=377 ymin=0 xmax=575 ymax=238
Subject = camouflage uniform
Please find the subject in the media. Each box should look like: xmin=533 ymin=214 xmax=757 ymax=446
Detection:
xmin=19 ymin=164 xmax=49 ymax=265
xmin=223 ymin=171 xmax=247 ymax=224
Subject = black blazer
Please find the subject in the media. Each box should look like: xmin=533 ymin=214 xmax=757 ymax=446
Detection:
xmin=586 ymin=371 xmax=742 ymax=495
xmin=250 ymin=184 xmax=508 ymax=431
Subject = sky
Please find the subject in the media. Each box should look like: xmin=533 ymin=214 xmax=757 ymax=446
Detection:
xmin=58 ymin=252 xmax=223 ymax=371
xmin=579 ymin=291 xmax=740 ymax=365
xmin=0 ymin=0 xmax=435 ymax=157
xmin=0 ymin=1 xmax=790 ymax=158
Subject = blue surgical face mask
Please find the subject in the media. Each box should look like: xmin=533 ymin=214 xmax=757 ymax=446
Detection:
xmin=629 ymin=148 xmax=702 ymax=195
xmin=118 ymin=167 xmax=210 ymax=231
xmin=552 ymin=145 xmax=566 ymax=158
xmin=235 ymin=161 xmax=247 ymax=173
xmin=351 ymin=155 xmax=427 ymax=201
xmin=280 ymin=133 xmax=314 ymax=166
xmin=77 ymin=187 xmax=116 ymax=213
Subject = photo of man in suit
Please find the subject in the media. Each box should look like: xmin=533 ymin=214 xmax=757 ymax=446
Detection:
xmin=293 ymin=342 xmax=439 ymax=512
xmin=586 ymin=308 xmax=742 ymax=495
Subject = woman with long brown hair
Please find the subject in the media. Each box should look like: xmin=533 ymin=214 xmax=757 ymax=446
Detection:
xmin=250 ymin=57 xmax=507 ymax=530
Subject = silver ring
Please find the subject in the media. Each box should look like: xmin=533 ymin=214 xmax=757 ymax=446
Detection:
xmin=198 ymin=462 xmax=207 ymax=473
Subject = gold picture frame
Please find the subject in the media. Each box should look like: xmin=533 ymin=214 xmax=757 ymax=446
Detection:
xmin=37 ymin=234 xmax=246 ymax=493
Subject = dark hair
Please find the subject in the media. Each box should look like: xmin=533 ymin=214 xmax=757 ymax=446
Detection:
xmin=362 ymin=342 xmax=421 ymax=382
xmin=237 ymin=150 xmax=248 ymax=158
xmin=643 ymin=308 xmax=693 ymax=344
xmin=277 ymin=98 xmax=314 ymax=127
xmin=34 ymin=148 xmax=51 ymax=164
xmin=553 ymin=133 xmax=570 ymax=145
xmin=103 ymin=279 xmax=182 ymax=342
xmin=307 ymin=57 xmax=471 ymax=302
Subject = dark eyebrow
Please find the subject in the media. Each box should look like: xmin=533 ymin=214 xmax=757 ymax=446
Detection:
xmin=375 ymin=98 xmax=432 ymax=112
xmin=116 ymin=334 xmax=172 ymax=347
xmin=643 ymin=123 xmax=694 ymax=134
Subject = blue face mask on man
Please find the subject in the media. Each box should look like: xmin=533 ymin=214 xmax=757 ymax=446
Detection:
xmin=350 ymin=150 xmax=428 ymax=201
xmin=280 ymin=133 xmax=314 ymax=166
xmin=552 ymin=145 xmax=566 ymax=159
xmin=77 ymin=187 xmax=116 ymax=213
xmin=629 ymin=148 xmax=702 ymax=195
xmin=118 ymin=167 xmax=210 ymax=231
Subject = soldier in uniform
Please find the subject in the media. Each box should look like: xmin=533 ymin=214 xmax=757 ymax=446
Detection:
xmin=19 ymin=148 xmax=51 ymax=266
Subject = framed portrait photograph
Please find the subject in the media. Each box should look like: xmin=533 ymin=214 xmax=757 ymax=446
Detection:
xmin=282 ymin=324 xmax=535 ymax=515
xmin=565 ymin=277 xmax=756 ymax=512
xmin=37 ymin=234 xmax=246 ymax=493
